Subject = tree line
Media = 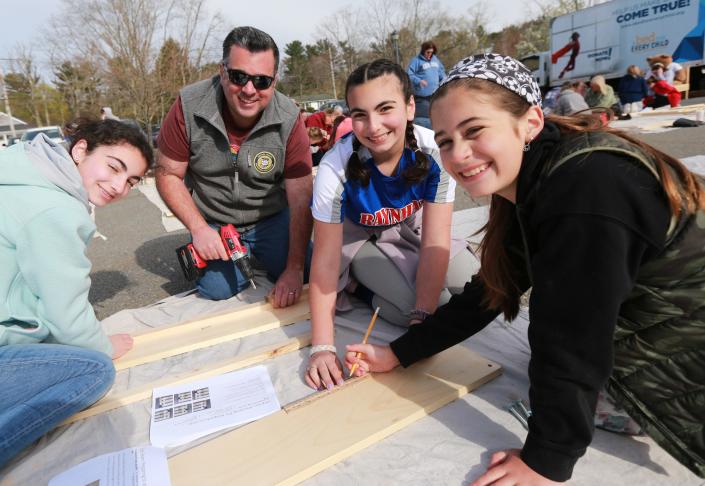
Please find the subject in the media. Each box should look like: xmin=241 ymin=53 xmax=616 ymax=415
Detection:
xmin=1 ymin=0 xmax=585 ymax=131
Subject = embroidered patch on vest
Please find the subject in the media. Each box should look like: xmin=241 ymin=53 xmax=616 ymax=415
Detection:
xmin=254 ymin=151 xmax=276 ymax=174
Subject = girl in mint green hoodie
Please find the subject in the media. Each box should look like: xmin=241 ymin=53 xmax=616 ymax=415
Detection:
xmin=0 ymin=118 xmax=153 ymax=469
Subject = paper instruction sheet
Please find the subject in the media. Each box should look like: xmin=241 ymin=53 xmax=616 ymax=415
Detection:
xmin=149 ymin=364 xmax=281 ymax=447
xmin=48 ymin=446 xmax=170 ymax=486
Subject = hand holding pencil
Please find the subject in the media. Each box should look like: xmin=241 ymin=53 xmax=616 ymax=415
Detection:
xmin=345 ymin=307 xmax=401 ymax=377
xmin=348 ymin=307 xmax=380 ymax=377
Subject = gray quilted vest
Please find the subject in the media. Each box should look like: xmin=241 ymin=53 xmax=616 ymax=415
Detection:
xmin=547 ymin=132 xmax=705 ymax=478
xmin=180 ymin=76 xmax=299 ymax=227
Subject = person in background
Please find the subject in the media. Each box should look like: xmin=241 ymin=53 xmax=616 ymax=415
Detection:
xmin=330 ymin=115 xmax=353 ymax=144
xmin=585 ymin=75 xmax=619 ymax=114
xmin=645 ymin=76 xmax=682 ymax=109
xmin=407 ymin=41 xmax=445 ymax=129
xmin=307 ymin=127 xmax=328 ymax=146
xmin=306 ymin=105 xmax=344 ymax=165
xmin=345 ymin=53 xmax=705 ymax=483
xmin=554 ymin=80 xmax=590 ymax=116
xmin=0 ymin=118 xmax=152 ymax=468
xmin=540 ymin=86 xmax=561 ymax=115
xmin=299 ymin=108 xmax=311 ymax=123
xmin=156 ymin=26 xmax=313 ymax=308
xmin=618 ymin=65 xmax=648 ymax=115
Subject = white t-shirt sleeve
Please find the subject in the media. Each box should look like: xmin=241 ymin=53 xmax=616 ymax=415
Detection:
xmin=310 ymin=138 xmax=352 ymax=224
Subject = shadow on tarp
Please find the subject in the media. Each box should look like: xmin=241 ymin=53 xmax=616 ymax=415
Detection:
xmin=431 ymin=389 xmax=671 ymax=483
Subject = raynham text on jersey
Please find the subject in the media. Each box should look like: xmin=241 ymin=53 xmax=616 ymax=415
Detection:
xmin=359 ymin=199 xmax=424 ymax=226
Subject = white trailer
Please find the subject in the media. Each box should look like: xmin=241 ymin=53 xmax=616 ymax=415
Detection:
xmin=524 ymin=0 xmax=704 ymax=94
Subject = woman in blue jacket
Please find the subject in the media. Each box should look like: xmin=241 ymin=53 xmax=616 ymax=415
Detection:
xmin=407 ymin=41 xmax=446 ymax=129
xmin=0 ymin=118 xmax=153 ymax=468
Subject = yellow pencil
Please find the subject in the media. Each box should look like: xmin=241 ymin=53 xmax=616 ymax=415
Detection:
xmin=349 ymin=306 xmax=381 ymax=377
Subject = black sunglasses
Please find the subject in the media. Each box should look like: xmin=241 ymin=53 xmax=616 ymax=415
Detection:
xmin=223 ymin=66 xmax=274 ymax=90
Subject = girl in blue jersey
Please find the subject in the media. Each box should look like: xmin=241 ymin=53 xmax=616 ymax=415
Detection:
xmin=306 ymin=59 xmax=477 ymax=390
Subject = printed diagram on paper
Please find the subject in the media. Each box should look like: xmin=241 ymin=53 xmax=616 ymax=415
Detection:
xmin=149 ymin=365 xmax=281 ymax=447
xmin=153 ymin=387 xmax=212 ymax=422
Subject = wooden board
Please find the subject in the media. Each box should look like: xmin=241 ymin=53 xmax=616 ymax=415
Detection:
xmin=60 ymin=334 xmax=312 ymax=427
xmin=169 ymin=344 xmax=501 ymax=486
xmin=114 ymin=289 xmax=311 ymax=370
xmin=633 ymin=103 xmax=704 ymax=117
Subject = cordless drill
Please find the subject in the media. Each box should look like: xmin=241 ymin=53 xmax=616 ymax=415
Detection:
xmin=176 ymin=224 xmax=256 ymax=289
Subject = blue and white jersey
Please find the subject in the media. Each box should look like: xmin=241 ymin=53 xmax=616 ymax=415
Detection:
xmin=311 ymin=125 xmax=455 ymax=227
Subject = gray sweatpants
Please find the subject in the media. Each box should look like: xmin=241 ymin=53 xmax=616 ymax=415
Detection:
xmin=349 ymin=240 xmax=480 ymax=326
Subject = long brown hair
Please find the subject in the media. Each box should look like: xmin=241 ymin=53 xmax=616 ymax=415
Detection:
xmin=344 ymin=59 xmax=429 ymax=186
xmin=431 ymin=78 xmax=705 ymax=320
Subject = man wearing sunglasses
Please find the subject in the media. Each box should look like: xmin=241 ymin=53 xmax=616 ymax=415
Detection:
xmin=156 ymin=26 xmax=313 ymax=308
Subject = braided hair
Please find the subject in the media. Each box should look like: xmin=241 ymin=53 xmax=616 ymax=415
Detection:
xmin=344 ymin=59 xmax=429 ymax=186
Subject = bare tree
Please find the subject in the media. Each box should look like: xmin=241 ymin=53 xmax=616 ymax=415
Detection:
xmin=163 ymin=0 xmax=225 ymax=86
xmin=9 ymin=46 xmax=43 ymax=126
xmin=280 ymin=0 xmax=584 ymax=101
xmin=316 ymin=6 xmax=367 ymax=78
xmin=46 ymin=0 xmax=223 ymax=125
xmin=516 ymin=0 xmax=587 ymax=57
xmin=47 ymin=0 xmax=160 ymax=124
xmin=433 ymin=4 xmax=491 ymax=68
xmin=397 ymin=0 xmax=450 ymax=58
xmin=53 ymin=60 xmax=102 ymax=117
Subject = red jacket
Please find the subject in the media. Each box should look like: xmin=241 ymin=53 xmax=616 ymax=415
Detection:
xmin=650 ymin=80 xmax=681 ymax=107
xmin=305 ymin=112 xmax=333 ymax=147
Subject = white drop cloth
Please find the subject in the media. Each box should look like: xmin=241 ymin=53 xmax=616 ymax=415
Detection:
xmin=0 ymin=208 xmax=701 ymax=486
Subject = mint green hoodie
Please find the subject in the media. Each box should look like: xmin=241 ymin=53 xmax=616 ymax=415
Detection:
xmin=0 ymin=136 xmax=113 ymax=355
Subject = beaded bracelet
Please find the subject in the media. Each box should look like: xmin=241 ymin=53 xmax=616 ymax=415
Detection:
xmin=309 ymin=344 xmax=337 ymax=356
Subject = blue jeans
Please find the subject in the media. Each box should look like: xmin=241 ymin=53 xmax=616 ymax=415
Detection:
xmin=0 ymin=344 xmax=115 ymax=468
xmin=196 ymin=208 xmax=313 ymax=300
xmin=413 ymin=117 xmax=432 ymax=129
xmin=413 ymin=97 xmax=432 ymax=129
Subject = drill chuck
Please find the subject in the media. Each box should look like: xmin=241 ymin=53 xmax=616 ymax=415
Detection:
xmin=233 ymin=254 xmax=256 ymax=289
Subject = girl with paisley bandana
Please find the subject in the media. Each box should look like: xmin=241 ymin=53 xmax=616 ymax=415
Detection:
xmin=345 ymin=54 xmax=705 ymax=484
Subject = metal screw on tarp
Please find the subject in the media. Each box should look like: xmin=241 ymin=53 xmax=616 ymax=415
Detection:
xmin=507 ymin=399 xmax=532 ymax=431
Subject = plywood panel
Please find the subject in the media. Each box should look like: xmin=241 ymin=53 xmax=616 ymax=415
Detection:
xmin=61 ymin=334 xmax=312 ymax=426
xmin=169 ymin=344 xmax=501 ymax=486
xmin=114 ymin=289 xmax=310 ymax=371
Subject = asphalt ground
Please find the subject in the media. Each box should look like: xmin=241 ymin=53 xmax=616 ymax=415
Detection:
xmin=87 ymin=104 xmax=705 ymax=319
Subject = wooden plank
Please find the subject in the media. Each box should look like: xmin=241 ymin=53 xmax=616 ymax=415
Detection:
xmin=633 ymin=103 xmax=704 ymax=117
xmin=114 ymin=288 xmax=311 ymax=371
xmin=60 ymin=334 xmax=312 ymax=427
xmin=169 ymin=345 xmax=502 ymax=486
